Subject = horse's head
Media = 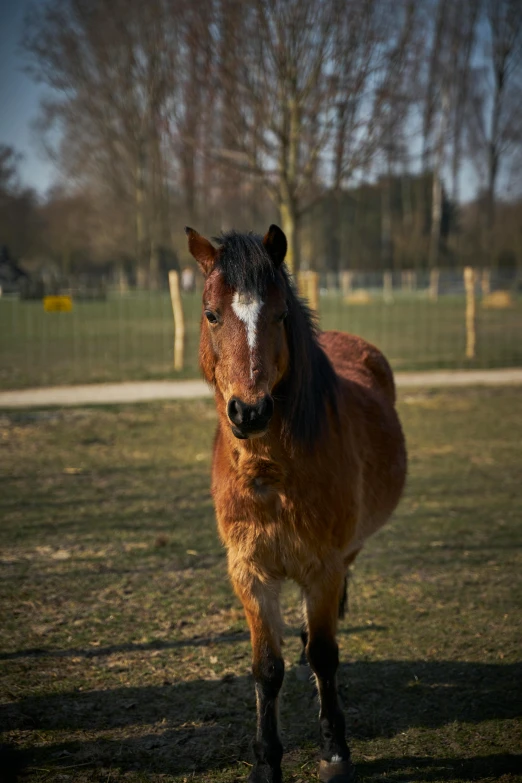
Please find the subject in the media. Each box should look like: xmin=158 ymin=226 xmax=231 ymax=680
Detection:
xmin=186 ymin=225 xmax=290 ymax=440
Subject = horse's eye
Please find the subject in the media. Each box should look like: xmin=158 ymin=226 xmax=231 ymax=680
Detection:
xmin=205 ymin=310 xmax=218 ymax=324
xmin=277 ymin=310 xmax=288 ymax=323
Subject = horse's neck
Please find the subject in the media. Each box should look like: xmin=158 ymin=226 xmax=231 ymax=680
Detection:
xmin=216 ymin=405 xmax=289 ymax=473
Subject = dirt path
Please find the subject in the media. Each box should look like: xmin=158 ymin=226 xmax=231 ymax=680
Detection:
xmin=0 ymin=368 xmax=521 ymax=408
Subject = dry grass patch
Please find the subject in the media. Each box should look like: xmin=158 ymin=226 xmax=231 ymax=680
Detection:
xmin=1 ymin=389 xmax=521 ymax=782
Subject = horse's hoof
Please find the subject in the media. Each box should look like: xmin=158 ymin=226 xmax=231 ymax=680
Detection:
xmin=319 ymin=758 xmax=358 ymax=783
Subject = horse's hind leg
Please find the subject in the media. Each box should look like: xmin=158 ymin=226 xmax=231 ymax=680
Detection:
xmin=338 ymin=550 xmax=360 ymax=620
xmin=233 ymin=573 xmax=285 ymax=783
xmin=300 ymin=561 xmax=353 ymax=664
xmin=302 ymin=574 xmax=356 ymax=783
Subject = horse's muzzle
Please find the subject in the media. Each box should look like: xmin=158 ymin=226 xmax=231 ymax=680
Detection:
xmin=227 ymin=394 xmax=274 ymax=439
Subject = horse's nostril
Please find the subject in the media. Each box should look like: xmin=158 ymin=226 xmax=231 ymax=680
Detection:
xmin=228 ymin=395 xmax=273 ymax=432
xmin=260 ymin=395 xmax=274 ymax=421
xmin=227 ymin=397 xmax=243 ymax=425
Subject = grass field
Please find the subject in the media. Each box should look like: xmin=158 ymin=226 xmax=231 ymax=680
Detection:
xmin=1 ymin=387 xmax=521 ymax=782
xmin=1 ymin=291 xmax=522 ymax=389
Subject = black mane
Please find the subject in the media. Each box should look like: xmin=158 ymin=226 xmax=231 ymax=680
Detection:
xmin=214 ymin=230 xmax=339 ymax=448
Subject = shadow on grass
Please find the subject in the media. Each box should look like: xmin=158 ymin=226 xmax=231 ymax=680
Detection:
xmin=357 ymin=753 xmax=522 ymax=780
xmin=1 ymin=661 xmax=520 ymax=780
xmin=0 ymin=624 xmax=386 ymax=662
xmin=0 ymin=630 xmax=251 ymax=661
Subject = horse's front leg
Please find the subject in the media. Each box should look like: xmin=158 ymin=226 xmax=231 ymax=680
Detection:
xmin=303 ymin=574 xmax=356 ymax=783
xmin=232 ymin=571 xmax=285 ymax=783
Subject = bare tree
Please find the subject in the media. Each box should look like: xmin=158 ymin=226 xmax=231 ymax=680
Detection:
xmin=211 ymin=0 xmax=341 ymax=273
xmin=449 ymin=0 xmax=480 ymax=205
xmin=328 ymin=0 xmax=386 ymax=272
xmin=21 ymin=0 xmax=521 ymax=279
xmin=23 ymin=0 xmax=183 ymax=286
xmin=467 ymin=0 xmax=522 ymax=262
xmin=372 ymin=0 xmax=421 ymax=270
xmin=419 ymin=0 xmax=480 ymax=267
xmin=485 ymin=0 xmax=522 ymax=235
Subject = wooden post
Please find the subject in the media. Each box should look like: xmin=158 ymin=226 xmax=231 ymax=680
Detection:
xmin=464 ymin=267 xmax=476 ymax=359
xmin=383 ymin=271 xmax=393 ymax=303
xmin=340 ymin=270 xmax=353 ymax=299
xmin=169 ymin=270 xmax=185 ymax=371
xmin=429 ymin=268 xmax=439 ymax=301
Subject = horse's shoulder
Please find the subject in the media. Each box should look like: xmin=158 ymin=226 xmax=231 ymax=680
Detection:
xmin=319 ymin=330 xmax=396 ymax=405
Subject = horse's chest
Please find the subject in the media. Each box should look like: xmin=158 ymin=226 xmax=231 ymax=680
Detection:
xmin=229 ymin=513 xmax=322 ymax=582
xmin=217 ymin=480 xmax=325 ymax=580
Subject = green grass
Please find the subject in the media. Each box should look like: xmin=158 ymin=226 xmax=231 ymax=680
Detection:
xmin=0 ymin=388 xmax=521 ymax=782
xmin=1 ymin=292 xmax=521 ymax=389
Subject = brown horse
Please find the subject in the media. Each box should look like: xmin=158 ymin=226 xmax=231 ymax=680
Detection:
xmin=186 ymin=225 xmax=407 ymax=783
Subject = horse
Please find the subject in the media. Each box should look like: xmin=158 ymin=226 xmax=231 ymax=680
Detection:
xmin=185 ymin=224 xmax=407 ymax=783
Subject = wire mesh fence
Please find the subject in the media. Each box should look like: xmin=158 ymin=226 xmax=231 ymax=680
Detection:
xmin=1 ymin=268 xmax=521 ymax=389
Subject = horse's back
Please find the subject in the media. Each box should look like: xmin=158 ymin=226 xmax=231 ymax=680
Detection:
xmin=319 ymin=330 xmax=396 ymax=405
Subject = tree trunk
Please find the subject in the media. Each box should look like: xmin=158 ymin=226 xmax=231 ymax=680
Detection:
xmin=330 ymin=187 xmax=342 ymax=273
xmin=486 ymin=134 xmax=499 ymax=267
xmin=279 ymin=93 xmax=301 ymax=277
xmin=149 ymin=242 xmax=160 ymax=291
xmin=381 ymin=176 xmax=393 ymax=271
xmin=428 ymin=86 xmax=450 ymax=269
xmin=428 ymin=172 xmax=442 ymax=269
xmin=331 ymin=99 xmax=348 ymax=273
xmin=280 ymin=199 xmax=300 ymax=276
xmin=486 ymin=13 xmax=506 ymax=269
xmin=135 ymin=147 xmax=148 ymax=289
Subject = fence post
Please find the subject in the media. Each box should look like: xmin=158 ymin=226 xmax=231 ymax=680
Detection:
xmin=429 ymin=268 xmax=439 ymax=301
xmin=340 ymin=270 xmax=353 ymax=299
xmin=169 ymin=270 xmax=185 ymax=371
xmin=463 ymin=267 xmax=476 ymax=359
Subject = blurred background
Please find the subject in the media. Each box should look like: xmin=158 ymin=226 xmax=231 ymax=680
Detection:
xmin=1 ymin=0 xmax=521 ymax=388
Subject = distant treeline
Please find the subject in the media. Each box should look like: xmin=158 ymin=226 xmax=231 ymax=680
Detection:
xmin=1 ymin=0 xmax=521 ymax=284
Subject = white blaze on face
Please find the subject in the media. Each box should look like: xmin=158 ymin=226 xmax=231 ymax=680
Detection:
xmin=231 ymin=291 xmax=263 ymax=379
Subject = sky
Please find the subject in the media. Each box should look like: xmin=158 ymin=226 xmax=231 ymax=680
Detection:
xmin=0 ymin=0 xmax=57 ymax=194
xmin=0 ymin=0 xmax=490 ymax=204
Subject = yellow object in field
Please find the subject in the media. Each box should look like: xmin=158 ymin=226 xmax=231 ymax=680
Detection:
xmin=345 ymin=290 xmax=372 ymax=305
xmin=43 ymin=296 xmax=73 ymax=312
xmin=482 ymin=291 xmax=513 ymax=309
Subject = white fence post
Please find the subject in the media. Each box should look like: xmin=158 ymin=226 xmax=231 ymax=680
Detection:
xmin=169 ymin=270 xmax=185 ymax=371
xmin=464 ymin=267 xmax=476 ymax=359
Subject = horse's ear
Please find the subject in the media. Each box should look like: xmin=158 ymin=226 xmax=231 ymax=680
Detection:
xmin=263 ymin=224 xmax=287 ymax=268
xmin=185 ymin=226 xmax=217 ymax=277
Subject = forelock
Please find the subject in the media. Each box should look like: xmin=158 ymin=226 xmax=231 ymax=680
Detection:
xmin=213 ymin=230 xmax=275 ymax=296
